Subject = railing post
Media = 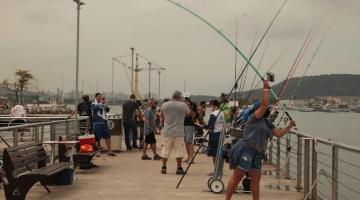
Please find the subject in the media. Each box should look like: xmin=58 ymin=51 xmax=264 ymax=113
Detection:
xmin=311 ymin=140 xmax=317 ymax=200
xmin=332 ymin=144 xmax=338 ymax=200
xmin=276 ymin=137 xmax=281 ymax=177
xmin=34 ymin=126 xmax=39 ymax=142
xmin=296 ymin=135 xmax=303 ymax=191
xmin=13 ymin=129 xmax=19 ymax=146
xmin=65 ymin=120 xmax=70 ymax=137
xmin=285 ymin=136 xmax=290 ymax=179
xmin=304 ymin=139 xmax=310 ymax=199
xmin=50 ymin=124 xmax=56 ymax=141
xmin=269 ymin=140 xmax=273 ymax=164
xmin=40 ymin=126 xmax=44 ymax=142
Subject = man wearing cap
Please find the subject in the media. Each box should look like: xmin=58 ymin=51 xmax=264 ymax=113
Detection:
xmin=183 ymin=93 xmax=198 ymax=164
xmin=142 ymin=99 xmax=162 ymax=160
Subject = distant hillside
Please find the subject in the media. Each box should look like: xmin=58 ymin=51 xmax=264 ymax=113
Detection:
xmin=240 ymin=74 xmax=360 ymax=101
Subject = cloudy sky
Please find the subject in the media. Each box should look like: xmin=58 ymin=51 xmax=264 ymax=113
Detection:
xmin=0 ymin=0 xmax=359 ymax=98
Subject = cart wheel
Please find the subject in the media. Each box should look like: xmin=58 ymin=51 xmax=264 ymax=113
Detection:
xmin=210 ymin=178 xmax=224 ymax=193
xmin=207 ymin=177 xmax=215 ymax=188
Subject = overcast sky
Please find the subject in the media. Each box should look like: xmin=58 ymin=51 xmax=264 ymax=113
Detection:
xmin=0 ymin=0 xmax=359 ymax=98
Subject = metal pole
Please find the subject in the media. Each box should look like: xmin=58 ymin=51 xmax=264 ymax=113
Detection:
xmin=148 ymin=62 xmax=151 ymax=99
xmin=81 ymin=79 xmax=84 ymax=95
xmin=130 ymin=47 xmax=135 ymax=94
xmin=73 ymin=0 xmax=84 ymax=134
xmin=304 ymin=139 xmax=310 ymax=199
xmin=276 ymin=137 xmax=281 ymax=177
xmin=296 ymin=135 xmax=303 ymax=191
xmin=332 ymin=144 xmax=339 ymax=200
xmin=158 ymin=70 xmax=161 ymax=100
xmin=112 ymin=58 xmax=114 ymax=104
xmin=285 ymin=136 xmax=290 ymax=179
xmin=311 ymin=140 xmax=318 ymax=200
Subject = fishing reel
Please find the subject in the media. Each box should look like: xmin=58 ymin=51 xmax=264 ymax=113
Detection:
xmin=266 ymin=72 xmax=275 ymax=82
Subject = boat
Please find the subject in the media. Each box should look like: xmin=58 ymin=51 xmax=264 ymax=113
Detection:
xmin=299 ymin=106 xmax=315 ymax=112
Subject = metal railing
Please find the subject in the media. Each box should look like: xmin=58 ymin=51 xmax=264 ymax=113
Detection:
xmin=268 ymin=130 xmax=360 ymax=200
xmin=0 ymin=116 xmax=88 ymax=152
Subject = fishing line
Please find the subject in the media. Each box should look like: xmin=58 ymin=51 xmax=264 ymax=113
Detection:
xmin=277 ymin=6 xmax=343 ymax=126
xmin=165 ymin=0 xmax=291 ymax=189
xmin=245 ymin=49 xmax=288 ymax=101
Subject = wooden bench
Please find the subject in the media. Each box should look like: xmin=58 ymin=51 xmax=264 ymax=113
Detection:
xmin=58 ymin=135 xmax=96 ymax=169
xmin=2 ymin=142 xmax=72 ymax=200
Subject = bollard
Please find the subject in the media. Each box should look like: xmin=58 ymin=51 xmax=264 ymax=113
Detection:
xmin=332 ymin=144 xmax=338 ymax=200
xmin=296 ymin=135 xmax=303 ymax=191
xmin=304 ymin=139 xmax=310 ymax=199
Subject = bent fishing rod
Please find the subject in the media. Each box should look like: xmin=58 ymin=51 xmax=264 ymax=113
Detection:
xmin=164 ymin=0 xmax=294 ymax=189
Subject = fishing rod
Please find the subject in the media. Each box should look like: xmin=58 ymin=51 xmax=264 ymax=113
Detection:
xmin=275 ymin=20 xmax=322 ymax=107
xmin=165 ymin=0 xmax=292 ymax=189
xmin=277 ymin=8 xmax=343 ymax=126
xmin=240 ymin=29 xmax=258 ymax=97
xmin=248 ymin=35 xmax=271 ymax=98
xmin=244 ymin=49 xmax=288 ymax=101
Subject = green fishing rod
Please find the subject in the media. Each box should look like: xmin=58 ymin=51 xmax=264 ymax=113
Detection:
xmin=165 ymin=0 xmax=292 ymax=189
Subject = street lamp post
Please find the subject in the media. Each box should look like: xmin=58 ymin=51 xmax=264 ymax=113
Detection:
xmin=158 ymin=70 xmax=161 ymax=100
xmin=148 ymin=62 xmax=151 ymax=99
xmin=130 ymin=47 xmax=135 ymax=94
xmin=73 ymin=0 xmax=84 ymax=134
xmin=111 ymin=58 xmax=114 ymax=104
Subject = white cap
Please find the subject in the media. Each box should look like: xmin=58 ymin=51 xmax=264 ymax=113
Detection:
xmin=184 ymin=92 xmax=190 ymax=98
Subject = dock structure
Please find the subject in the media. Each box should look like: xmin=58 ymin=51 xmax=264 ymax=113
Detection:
xmin=0 ymin=116 xmax=360 ymax=200
xmin=23 ymin=147 xmax=302 ymax=200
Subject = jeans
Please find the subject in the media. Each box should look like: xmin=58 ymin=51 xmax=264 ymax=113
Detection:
xmin=123 ymin=119 xmax=138 ymax=149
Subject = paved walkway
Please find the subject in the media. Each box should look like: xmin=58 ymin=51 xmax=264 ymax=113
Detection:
xmin=1 ymin=139 xmax=303 ymax=200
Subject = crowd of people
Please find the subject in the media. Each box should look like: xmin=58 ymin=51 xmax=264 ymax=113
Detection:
xmin=74 ymin=80 xmax=296 ymax=200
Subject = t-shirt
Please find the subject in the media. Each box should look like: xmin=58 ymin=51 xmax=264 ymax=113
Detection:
xmin=205 ymin=110 xmax=224 ymax=133
xmin=77 ymin=101 xmax=92 ymax=116
xmin=184 ymin=101 xmax=197 ymax=126
xmin=161 ymin=100 xmax=190 ymax=137
xmin=144 ymin=107 xmax=156 ymax=135
xmin=122 ymin=100 xmax=139 ymax=120
xmin=220 ymin=102 xmax=232 ymax=123
xmin=242 ymin=113 xmax=275 ymax=153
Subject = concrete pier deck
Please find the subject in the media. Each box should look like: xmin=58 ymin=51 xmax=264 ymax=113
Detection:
xmin=12 ymin=142 xmax=303 ymax=200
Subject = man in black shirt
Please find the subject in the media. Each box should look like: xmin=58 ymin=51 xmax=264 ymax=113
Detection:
xmin=183 ymin=95 xmax=198 ymax=164
xmin=122 ymin=94 xmax=142 ymax=150
xmin=71 ymin=95 xmax=92 ymax=134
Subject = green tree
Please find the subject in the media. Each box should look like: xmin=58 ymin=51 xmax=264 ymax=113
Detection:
xmin=2 ymin=69 xmax=34 ymax=104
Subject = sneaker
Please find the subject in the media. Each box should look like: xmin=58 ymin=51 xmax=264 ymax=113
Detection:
xmin=161 ymin=166 xmax=167 ymax=174
xmin=107 ymin=152 xmax=116 ymax=156
xmin=186 ymin=160 xmax=195 ymax=164
xmin=176 ymin=167 xmax=185 ymax=175
xmin=142 ymin=155 xmax=152 ymax=160
xmin=153 ymin=154 xmax=162 ymax=160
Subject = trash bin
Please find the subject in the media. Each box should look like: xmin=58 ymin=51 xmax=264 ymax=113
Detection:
xmin=100 ymin=118 xmax=122 ymax=151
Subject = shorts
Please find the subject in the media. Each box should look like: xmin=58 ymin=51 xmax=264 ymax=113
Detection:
xmin=207 ymin=132 xmax=220 ymax=157
xmin=145 ymin=132 xmax=157 ymax=144
xmin=228 ymin=139 xmax=263 ymax=172
xmin=161 ymin=136 xmax=185 ymax=159
xmin=184 ymin=126 xmax=196 ymax=144
xmin=93 ymin=122 xmax=111 ymax=141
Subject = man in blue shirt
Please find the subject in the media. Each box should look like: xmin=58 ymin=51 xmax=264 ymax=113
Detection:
xmin=142 ymin=99 xmax=161 ymax=160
